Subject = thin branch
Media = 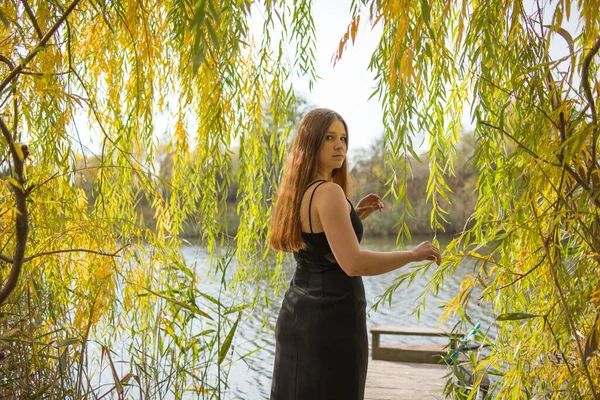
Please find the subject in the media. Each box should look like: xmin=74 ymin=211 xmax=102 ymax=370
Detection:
xmin=558 ymin=111 xmax=567 ymax=159
xmin=0 ymin=54 xmax=15 ymax=70
xmin=581 ymin=36 xmax=600 ymax=179
xmin=532 ymin=200 xmax=599 ymax=399
xmin=0 ymin=245 xmax=129 ymax=264
xmin=478 ymin=75 xmax=562 ymax=132
xmin=23 ymin=245 xmax=129 ymax=262
xmin=479 ymin=121 xmax=560 ymax=166
xmin=0 ymin=0 xmax=82 ymax=95
xmin=543 ymin=315 xmax=576 ymax=380
xmin=67 ymin=66 xmax=152 ymax=183
xmin=77 ymin=287 xmax=102 ymax=397
xmin=497 ymin=255 xmax=546 ymax=290
xmin=581 ymin=36 xmax=600 ymax=129
xmin=19 ymin=70 xmax=72 ymax=77
xmin=21 ymin=0 xmax=44 ymax=40
xmin=0 ymin=55 xmax=18 ymax=138
xmin=481 ymin=121 xmax=598 ymax=203
xmin=12 ymin=86 xmax=17 ymax=142
xmin=28 ymin=163 xmax=178 ymax=196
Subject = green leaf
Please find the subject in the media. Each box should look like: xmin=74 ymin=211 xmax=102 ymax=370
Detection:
xmin=238 ymin=345 xmax=265 ymax=360
xmin=224 ymin=303 xmax=251 ymax=314
xmin=420 ymin=0 xmax=430 ymax=23
xmin=0 ymin=9 xmax=8 ymax=27
xmin=206 ymin=20 xmax=219 ymax=48
xmin=195 ymin=329 xmax=215 ymax=337
xmin=142 ymin=287 xmax=213 ymax=320
xmin=59 ymin=348 xmax=67 ymax=372
xmin=197 ymin=291 xmax=219 ymax=305
xmin=218 ymin=312 xmax=241 ymax=365
xmin=56 ymin=338 xmax=81 ymax=348
xmin=496 ymin=313 xmax=539 ymax=321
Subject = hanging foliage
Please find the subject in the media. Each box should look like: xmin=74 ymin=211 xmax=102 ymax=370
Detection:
xmin=0 ymin=0 xmax=307 ymax=396
xmin=343 ymin=0 xmax=599 ymax=398
xmin=0 ymin=0 xmax=599 ymax=398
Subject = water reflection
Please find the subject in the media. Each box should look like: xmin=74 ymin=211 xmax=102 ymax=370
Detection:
xmin=183 ymin=235 xmax=497 ymax=400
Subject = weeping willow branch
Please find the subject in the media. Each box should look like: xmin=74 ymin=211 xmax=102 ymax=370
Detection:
xmin=480 ymin=121 xmax=599 ymax=207
xmin=543 ymin=315 xmax=577 ymax=382
xmin=0 ymin=54 xmax=15 ymax=70
xmin=479 ymin=121 xmax=557 ymax=164
xmin=0 ymin=0 xmax=82 ymax=95
xmin=0 ymin=117 xmax=28 ymax=307
xmin=0 ymin=0 xmax=82 ymax=306
xmin=21 ymin=0 xmax=44 ymax=40
xmin=0 ymin=245 xmax=129 ymax=265
xmin=532 ymin=200 xmax=599 ymax=399
xmin=497 ymin=255 xmax=546 ymax=290
xmin=581 ymin=36 xmax=600 ymax=179
xmin=23 ymin=246 xmax=129 ymax=262
xmin=0 ymin=55 xmax=17 ymax=137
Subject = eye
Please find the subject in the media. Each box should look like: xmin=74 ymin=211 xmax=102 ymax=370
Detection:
xmin=326 ymin=135 xmax=333 ymax=140
xmin=341 ymin=137 xmax=347 ymax=142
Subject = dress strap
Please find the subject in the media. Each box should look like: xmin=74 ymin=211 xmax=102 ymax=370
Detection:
xmin=305 ymin=180 xmax=328 ymax=233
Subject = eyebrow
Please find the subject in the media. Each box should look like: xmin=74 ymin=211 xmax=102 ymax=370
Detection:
xmin=327 ymin=131 xmax=347 ymax=136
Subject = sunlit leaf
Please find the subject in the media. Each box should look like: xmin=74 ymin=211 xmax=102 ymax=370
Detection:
xmin=218 ymin=312 xmax=240 ymax=365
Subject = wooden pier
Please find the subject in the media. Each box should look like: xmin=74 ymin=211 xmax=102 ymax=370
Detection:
xmin=365 ymin=357 xmax=448 ymax=400
xmin=365 ymin=326 xmax=469 ymax=400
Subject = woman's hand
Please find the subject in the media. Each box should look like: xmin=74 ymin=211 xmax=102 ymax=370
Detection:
xmin=356 ymin=193 xmax=384 ymax=220
xmin=410 ymin=241 xmax=442 ymax=265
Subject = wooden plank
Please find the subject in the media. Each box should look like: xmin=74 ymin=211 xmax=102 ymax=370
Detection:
xmin=370 ymin=326 xmax=464 ymax=337
xmin=372 ymin=343 xmax=450 ymax=364
xmin=365 ymin=356 xmax=448 ymax=400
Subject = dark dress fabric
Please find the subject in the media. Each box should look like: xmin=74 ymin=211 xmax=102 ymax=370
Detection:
xmin=271 ymin=180 xmax=368 ymax=400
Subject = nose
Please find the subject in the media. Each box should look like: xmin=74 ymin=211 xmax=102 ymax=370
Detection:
xmin=335 ymin=139 xmax=345 ymax=150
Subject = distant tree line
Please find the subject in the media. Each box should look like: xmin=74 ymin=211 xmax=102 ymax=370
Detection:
xmin=75 ymin=129 xmax=478 ymax=239
xmin=351 ymin=133 xmax=478 ymax=237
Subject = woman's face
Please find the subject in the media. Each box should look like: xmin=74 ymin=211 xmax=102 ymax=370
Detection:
xmin=316 ymin=119 xmax=347 ymax=173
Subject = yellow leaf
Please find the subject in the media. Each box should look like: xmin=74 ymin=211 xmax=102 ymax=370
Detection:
xmin=14 ymin=145 xmax=24 ymax=162
xmin=350 ymin=15 xmax=360 ymax=45
xmin=6 ymin=177 xmax=22 ymax=190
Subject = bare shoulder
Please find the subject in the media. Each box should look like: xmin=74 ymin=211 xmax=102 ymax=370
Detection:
xmin=300 ymin=182 xmax=348 ymax=233
xmin=316 ymin=181 xmax=345 ymax=195
xmin=312 ymin=182 xmax=350 ymax=214
xmin=312 ymin=182 xmax=346 ymax=205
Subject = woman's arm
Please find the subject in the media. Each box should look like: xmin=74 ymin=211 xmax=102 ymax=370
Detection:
xmin=314 ymin=182 xmax=440 ymax=277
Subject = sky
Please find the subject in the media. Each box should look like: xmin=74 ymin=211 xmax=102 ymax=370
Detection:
xmin=282 ymin=0 xmax=386 ymax=157
xmin=255 ymin=0 xmax=580 ymax=160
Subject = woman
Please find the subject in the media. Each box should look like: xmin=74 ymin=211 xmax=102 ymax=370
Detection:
xmin=269 ymin=108 xmax=441 ymax=400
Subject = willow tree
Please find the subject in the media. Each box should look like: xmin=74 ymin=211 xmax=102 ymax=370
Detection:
xmin=0 ymin=0 xmax=312 ymax=397
xmin=1 ymin=0 xmax=599 ymax=398
xmin=340 ymin=0 xmax=599 ymax=398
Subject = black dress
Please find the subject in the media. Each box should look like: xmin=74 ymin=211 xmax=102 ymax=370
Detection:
xmin=271 ymin=180 xmax=368 ymax=400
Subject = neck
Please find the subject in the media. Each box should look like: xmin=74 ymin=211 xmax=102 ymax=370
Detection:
xmin=312 ymin=169 xmax=332 ymax=182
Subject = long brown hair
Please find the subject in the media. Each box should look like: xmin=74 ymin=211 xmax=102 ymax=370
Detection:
xmin=270 ymin=108 xmax=350 ymax=252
